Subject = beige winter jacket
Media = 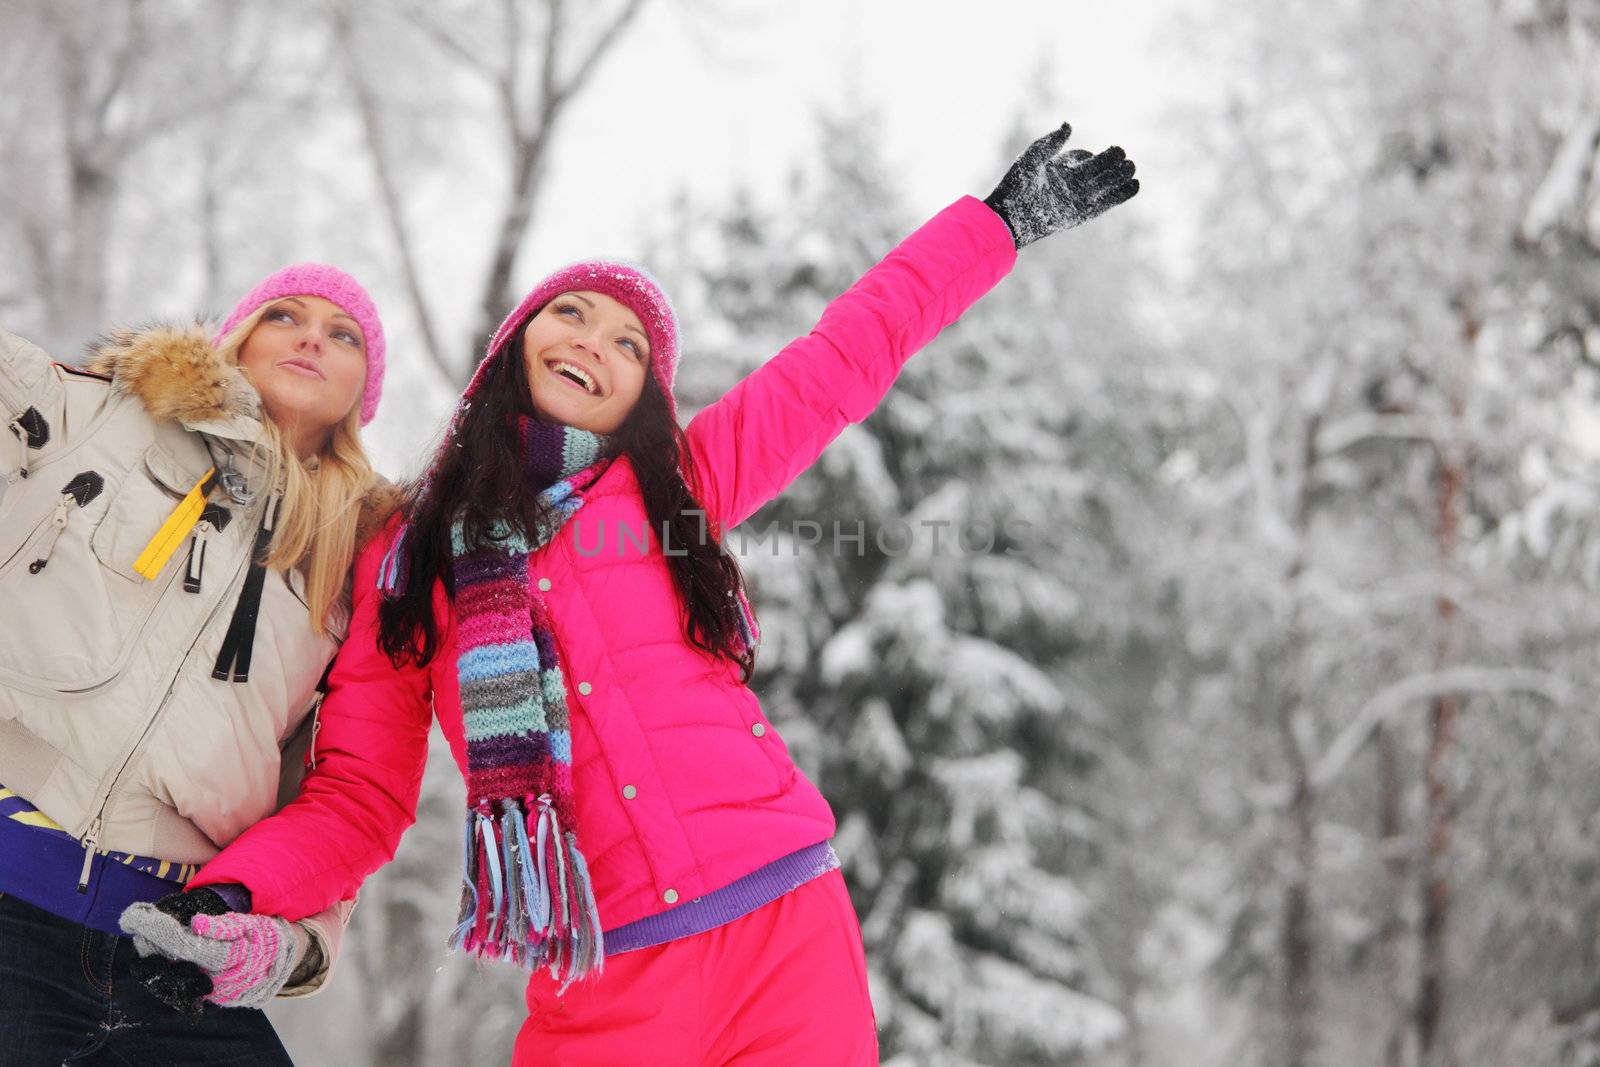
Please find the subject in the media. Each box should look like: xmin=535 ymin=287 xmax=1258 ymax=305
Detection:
xmin=0 ymin=322 xmax=397 ymax=995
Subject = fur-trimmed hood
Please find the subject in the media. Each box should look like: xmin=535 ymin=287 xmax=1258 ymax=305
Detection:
xmin=85 ymin=321 xmax=400 ymax=544
xmin=87 ymin=321 xmax=261 ymax=432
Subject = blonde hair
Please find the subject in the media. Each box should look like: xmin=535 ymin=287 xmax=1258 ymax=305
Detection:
xmin=217 ymin=305 xmax=377 ymax=636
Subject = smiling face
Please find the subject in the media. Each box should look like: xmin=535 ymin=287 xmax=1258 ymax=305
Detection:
xmin=521 ymin=290 xmax=650 ymax=434
xmin=237 ymin=295 xmax=368 ymax=457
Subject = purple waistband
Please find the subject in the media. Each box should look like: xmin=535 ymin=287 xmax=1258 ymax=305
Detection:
xmin=603 ymin=841 xmax=840 ymax=956
xmin=0 ymin=814 xmax=179 ymax=935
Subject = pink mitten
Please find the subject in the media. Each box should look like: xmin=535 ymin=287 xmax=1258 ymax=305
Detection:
xmin=189 ymin=911 xmax=304 ymax=1009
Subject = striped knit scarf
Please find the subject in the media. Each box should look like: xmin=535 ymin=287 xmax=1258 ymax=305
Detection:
xmin=445 ymin=415 xmax=613 ymax=984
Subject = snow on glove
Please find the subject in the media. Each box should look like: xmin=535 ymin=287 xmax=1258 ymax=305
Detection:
xmin=120 ymin=887 xmax=233 ymax=1015
xmin=983 ymin=121 xmax=1140 ymax=248
xmin=121 ymin=892 xmax=308 ymax=1011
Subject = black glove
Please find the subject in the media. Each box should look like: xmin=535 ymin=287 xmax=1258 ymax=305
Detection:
xmin=983 ymin=122 xmax=1139 ymax=248
xmin=126 ymin=887 xmax=235 ymax=1016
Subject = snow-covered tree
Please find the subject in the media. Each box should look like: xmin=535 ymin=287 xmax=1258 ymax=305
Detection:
xmin=649 ymin=104 xmax=1159 ymax=1065
xmin=1144 ymin=3 xmax=1600 ymax=1065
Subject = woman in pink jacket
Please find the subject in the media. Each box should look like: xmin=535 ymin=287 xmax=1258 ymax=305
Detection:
xmin=137 ymin=122 xmax=1138 ymax=1064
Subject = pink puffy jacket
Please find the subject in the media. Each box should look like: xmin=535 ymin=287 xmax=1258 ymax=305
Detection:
xmin=191 ymin=196 xmax=1017 ymax=929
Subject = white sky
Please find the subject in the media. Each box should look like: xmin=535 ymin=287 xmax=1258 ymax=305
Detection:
xmin=534 ymin=0 xmax=1199 ymax=262
xmin=368 ymin=0 xmax=1212 ymax=473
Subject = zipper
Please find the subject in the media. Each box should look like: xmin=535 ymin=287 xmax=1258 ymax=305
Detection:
xmin=76 ymin=816 xmax=103 ymax=892
xmin=184 ymin=520 xmax=211 ymax=594
xmin=72 ymin=489 xmax=272 ymax=885
xmin=308 ymin=700 xmax=322 ymax=770
xmin=183 ymin=505 xmax=232 ymax=595
xmin=29 ymin=472 xmax=105 ymax=574
xmin=7 ymin=407 xmax=47 ymax=479
xmin=28 ymin=494 xmax=73 ymax=573
xmin=9 ymin=415 xmax=29 ymax=479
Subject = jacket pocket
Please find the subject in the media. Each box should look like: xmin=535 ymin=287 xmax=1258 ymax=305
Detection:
xmin=0 ymin=445 xmax=198 ymax=692
xmin=92 ymin=442 xmax=207 ymax=581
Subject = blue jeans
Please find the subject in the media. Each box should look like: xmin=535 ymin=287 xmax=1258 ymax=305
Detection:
xmin=0 ymin=892 xmax=294 ymax=1065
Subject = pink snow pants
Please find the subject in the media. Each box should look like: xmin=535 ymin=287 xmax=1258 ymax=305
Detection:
xmin=513 ymin=869 xmax=878 ymax=1066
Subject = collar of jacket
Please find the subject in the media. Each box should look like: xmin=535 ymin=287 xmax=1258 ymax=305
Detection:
xmin=85 ymin=322 xmax=265 ymax=444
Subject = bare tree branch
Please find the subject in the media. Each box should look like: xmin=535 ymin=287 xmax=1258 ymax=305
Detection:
xmin=88 ymin=1 xmax=144 ymax=150
xmin=553 ymin=0 xmax=648 ymax=106
xmin=407 ymin=9 xmax=494 ymax=80
xmin=502 ymin=0 xmax=525 ymax=127
xmin=1309 ymin=666 xmax=1573 ymax=794
xmin=472 ymin=0 xmax=657 ymax=362
xmin=333 ymin=3 xmax=452 ymax=381
xmin=1213 ymin=376 xmax=1298 ymax=554
xmin=110 ymin=78 xmax=264 ymax=159
xmin=529 ymin=0 xmax=562 ymax=135
xmin=1315 ymin=411 xmax=1465 ymax=456
xmin=1518 ymin=96 xmax=1600 ymax=244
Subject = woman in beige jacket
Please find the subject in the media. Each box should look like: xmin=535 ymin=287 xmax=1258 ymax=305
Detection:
xmin=0 ymin=264 xmax=397 ymax=1064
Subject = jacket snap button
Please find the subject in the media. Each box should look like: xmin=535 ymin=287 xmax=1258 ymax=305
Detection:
xmin=537 ymin=577 xmax=551 ymax=591
xmin=663 ymin=889 xmax=679 ymax=904
xmin=622 ymin=785 xmax=637 ymax=800
xmin=577 ymin=681 xmax=592 ymax=696
xmin=750 ymin=723 xmax=766 ymax=737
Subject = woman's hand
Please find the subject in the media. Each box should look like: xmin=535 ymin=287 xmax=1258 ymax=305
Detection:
xmin=983 ymin=121 xmax=1140 ymax=248
xmin=119 ymin=887 xmax=318 ymax=1013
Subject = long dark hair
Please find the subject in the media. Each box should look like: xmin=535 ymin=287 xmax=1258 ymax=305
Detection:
xmin=377 ymin=327 xmax=757 ymax=683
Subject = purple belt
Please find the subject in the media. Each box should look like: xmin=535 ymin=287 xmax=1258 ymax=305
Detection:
xmin=603 ymin=841 xmax=840 ymax=955
xmin=0 ymin=812 xmax=181 ymax=934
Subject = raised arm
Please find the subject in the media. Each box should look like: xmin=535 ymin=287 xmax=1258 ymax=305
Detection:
xmin=682 ymin=122 xmax=1137 ymax=534
xmin=682 ymin=196 xmax=1016 ymax=533
xmin=187 ymin=527 xmax=436 ymax=920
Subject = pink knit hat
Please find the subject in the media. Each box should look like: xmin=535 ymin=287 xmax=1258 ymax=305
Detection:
xmin=469 ymin=260 xmax=680 ymax=420
xmin=217 ymin=262 xmax=387 ymax=426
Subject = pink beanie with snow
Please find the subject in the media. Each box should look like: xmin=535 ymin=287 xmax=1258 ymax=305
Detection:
xmin=217 ymin=262 xmax=387 ymax=426
xmin=469 ymin=260 xmax=680 ymax=420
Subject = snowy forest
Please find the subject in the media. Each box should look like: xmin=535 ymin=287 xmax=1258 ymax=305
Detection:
xmin=4 ymin=0 xmax=1600 ymax=1064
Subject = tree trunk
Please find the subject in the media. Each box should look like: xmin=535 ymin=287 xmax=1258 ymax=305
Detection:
xmin=1377 ymin=717 xmax=1412 ymax=1067
xmin=1275 ymin=415 xmax=1324 ymax=1067
xmin=1414 ymin=285 xmax=1477 ymax=1066
xmin=335 ymin=3 xmax=452 ymax=382
xmin=1415 ymin=592 xmax=1459 ymax=1064
xmin=1283 ymin=771 xmax=1317 ymax=1067
xmin=199 ymin=144 xmax=224 ymax=313
xmin=56 ymin=7 xmax=117 ymax=349
xmin=61 ymin=154 xmax=112 ymax=347
xmin=472 ymin=133 xmax=547 ymax=367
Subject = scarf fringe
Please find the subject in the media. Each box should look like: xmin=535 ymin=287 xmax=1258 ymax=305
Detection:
xmin=447 ymin=795 xmax=605 ymax=987
xmin=376 ymin=522 xmax=408 ymax=594
xmin=734 ymin=586 xmax=760 ymax=649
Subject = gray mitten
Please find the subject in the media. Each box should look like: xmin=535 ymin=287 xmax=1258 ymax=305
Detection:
xmin=120 ymin=901 xmax=304 ymax=1010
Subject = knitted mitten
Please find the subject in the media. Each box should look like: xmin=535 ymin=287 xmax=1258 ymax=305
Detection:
xmin=121 ymin=901 xmax=306 ymax=1010
xmin=120 ymin=889 xmax=231 ymax=1015
xmin=189 ymin=912 xmax=304 ymax=1009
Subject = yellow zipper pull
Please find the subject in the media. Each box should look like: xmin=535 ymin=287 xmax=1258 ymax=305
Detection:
xmin=133 ymin=467 xmax=217 ymax=581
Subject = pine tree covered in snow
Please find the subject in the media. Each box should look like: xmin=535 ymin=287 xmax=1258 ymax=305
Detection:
xmin=648 ymin=106 xmax=1165 ymax=1065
